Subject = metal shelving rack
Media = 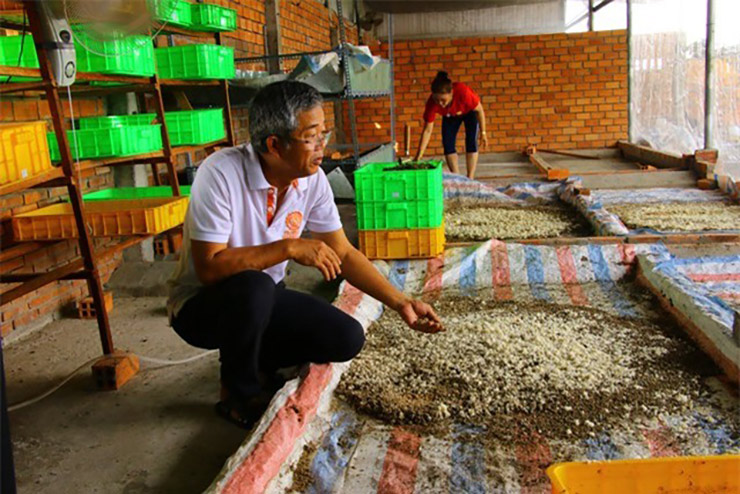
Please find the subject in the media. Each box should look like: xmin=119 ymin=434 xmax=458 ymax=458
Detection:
xmin=0 ymin=0 xmax=235 ymax=384
xmin=233 ymin=0 xmax=395 ymax=171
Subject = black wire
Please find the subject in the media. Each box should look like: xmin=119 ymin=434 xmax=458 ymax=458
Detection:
xmin=5 ymin=9 xmax=28 ymax=84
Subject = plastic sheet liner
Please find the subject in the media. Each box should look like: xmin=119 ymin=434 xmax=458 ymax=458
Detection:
xmin=630 ymin=0 xmax=707 ymax=156
xmin=206 ymin=240 xmax=739 ymax=493
xmin=288 ymin=45 xmax=389 ymax=95
xmin=442 ymin=173 xmax=562 ymax=204
xmin=630 ymin=0 xmax=740 ymax=177
xmin=711 ymin=0 xmax=740 ymax=177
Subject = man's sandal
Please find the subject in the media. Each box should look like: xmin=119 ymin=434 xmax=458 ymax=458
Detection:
xmin=214 ymin=395 xmax=271 ymax=430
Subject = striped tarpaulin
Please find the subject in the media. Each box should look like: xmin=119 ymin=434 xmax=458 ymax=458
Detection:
xmin=442 ymin=174 xmax=562 ymax=204
xmin=206 ymin=241 xmax=738 ymax=494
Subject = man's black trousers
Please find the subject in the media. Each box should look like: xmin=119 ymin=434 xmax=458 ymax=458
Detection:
xmin=172 ymin=270 xmax=365 ymax=401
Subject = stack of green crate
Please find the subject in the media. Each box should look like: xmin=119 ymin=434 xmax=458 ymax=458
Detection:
xmin=1 ymin=31 xmax=156 ymax=80
xmin=149 ymin=0 xmax=237 ymax=32
xmin=353 ymin=160 xmax=445 ymax=260
xmin=148 ymin=0 xmax=236 ymax=80
xmin=0 ymin=34 xmax=40 ymax=82
xmin=77 ymin=108 xmax=225 ymax=146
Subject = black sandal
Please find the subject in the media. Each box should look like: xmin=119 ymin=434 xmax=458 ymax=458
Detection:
xmin=214 ymin=395 xmax=271 ymax=430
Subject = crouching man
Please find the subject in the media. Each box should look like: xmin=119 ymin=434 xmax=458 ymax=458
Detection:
xmin=167 ymin=81 xmax=443 ymax=428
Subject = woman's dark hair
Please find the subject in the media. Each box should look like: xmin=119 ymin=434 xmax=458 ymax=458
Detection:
xmin=431 ymin=71 xmax=452 ymax=94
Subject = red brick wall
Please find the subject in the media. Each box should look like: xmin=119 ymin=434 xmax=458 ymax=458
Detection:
xmin=352 ymin=30 xmax=628 ymax=156
xmin=0 ymin=96 xmax=122 ymax=336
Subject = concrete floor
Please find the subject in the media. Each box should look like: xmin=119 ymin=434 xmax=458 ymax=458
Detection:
xmin=4 ymin=263 xmax=334 ymax=494
xmin=3 ymin=206 xmax=357 ymax=494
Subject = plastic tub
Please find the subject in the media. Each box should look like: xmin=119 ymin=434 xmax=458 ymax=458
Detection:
xmin=546 ymin=455 xmax=740 ymax=494
xmin=354 ymin=160 xmax=444 ymax=202
xmin=190 ymin=3 xmax=237 ymax=32
xmin=356 ymin=198 xmax=444 ymax=230
xmin=359 ymin=223 xmax=445 ymax=260
xmin=155 ymin=44 xmax=234 ymax=79
xmin=82 ymin=186 xmax=191 ymax=201
xmin=12 ymin=197 xmax=189 ymax=240
xmin=0 ymin=122 xmax=54 ymax=185
xmin=47 ymin=125 xmax=163 ymax=161
xmin=149 ymin=0 xmax=193 ymax=28
xmin=74 ymin=33 xmax=155 ymax=76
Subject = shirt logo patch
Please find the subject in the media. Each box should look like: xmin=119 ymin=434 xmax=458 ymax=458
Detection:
xmin=283 ymin=211 xmax=303 ymax=239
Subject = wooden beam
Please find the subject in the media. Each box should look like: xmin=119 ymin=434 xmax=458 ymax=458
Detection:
xmin=0 ymin=168 xmax=66 ymax=196
xmin=264 ymin=0 xmax=281 ymax=74
xmin=0 ymin=80 xmax=48 ymax=94
xmin=446 ymin=233 xmax=740 ymax=248
xmin=687 ymin=156 xmax=716 ymax=179
xmin=216 ymin=32 xmax=236 ymax=147
xmin=528 ymin=152 xmax=569 ymax=181
xmin=0 ymin=65 xmax=40 ymax=78
xmin=0 ymin=242 xmax=45 ymax=264
xmin=25 ymin=0 xmax=114 ymax=355
xmin=1 ymin=259 xmax=85 ymax=304
xmin=75 ymin=72 xmax=150 ymax=85
xmin=538 ymin=149 xmax=600 ymax=160
xmin=617 ymin=140 xmax=687 ymax=169
xmin=68 ymin=83 xmax=155 ymax=98
xmin=580 ymin=170 xmax=697 ymax=189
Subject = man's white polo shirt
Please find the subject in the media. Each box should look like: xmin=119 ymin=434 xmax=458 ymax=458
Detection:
xmin=167 ymin=143 xmax=342 ymax=320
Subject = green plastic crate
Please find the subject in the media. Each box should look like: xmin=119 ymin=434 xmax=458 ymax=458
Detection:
xmin=155 ymin=44 xmax=234 ymax=79
xmin=47 ymin=125 xmax=163 ymax=161
xmin=0 ymin=35 xmax=40 ymax=82
xmin=356 ymin=199 xmax=444 ymax=230
xmin=0 ymin=34 xmax=38 ymax=67
xmin=190 ymin=3 xmax=237 ymax=32
xmin=78 ymin=113 xmax=157 ymax=130
xmin=83 ymin=186 xmax=191 ymax=201
xmin=74 ymin=33 xmax=155 ymax=76
xmin=149 ymin=0 xmax=193 ymax=28
xmin=165 ymin=108 xmax=225 ymax=145
xmin=78 ymin=109 xmax=225 ymax=145
xmin=354 ymin=160 xmax=444 ymax=202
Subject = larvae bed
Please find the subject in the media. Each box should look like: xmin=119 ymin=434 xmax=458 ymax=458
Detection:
xmin=444 ymin=203 xmax=590 ymax=241
xmin=337 ymin=291 xmax=733 ymax=441
xmin=609 ymin=201 xmax=740 ymax=232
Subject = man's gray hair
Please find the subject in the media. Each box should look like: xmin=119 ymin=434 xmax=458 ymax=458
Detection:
xmin=249 ymin=81 xmax=323 ymax=153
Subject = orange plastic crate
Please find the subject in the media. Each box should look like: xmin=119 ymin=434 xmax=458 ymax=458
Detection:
xmin=359 ymin=223 xmax=445 ymax=260
xmin=12 ymin=197 xmax=188 ymax=241
xmin=547 ymin=455 xmax=740 ymax=494
xmin=0 ymin=121 xmax=54 ymax=186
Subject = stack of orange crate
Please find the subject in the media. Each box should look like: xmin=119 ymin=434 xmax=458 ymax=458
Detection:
xmin=354 ymin=160 xmax=445 ymax=260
